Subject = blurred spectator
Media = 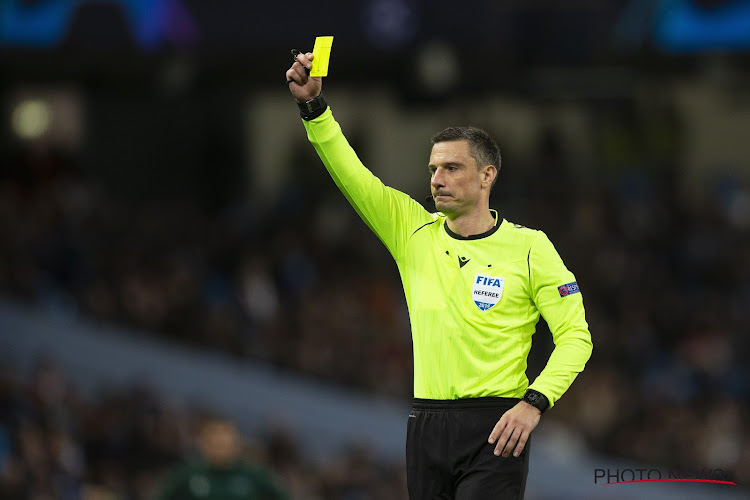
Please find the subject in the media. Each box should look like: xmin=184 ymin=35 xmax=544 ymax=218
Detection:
xmin=154 ymin=416 xmax=288 ymax=500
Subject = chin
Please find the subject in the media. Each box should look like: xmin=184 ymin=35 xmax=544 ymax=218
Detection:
xmin=434 ymin=201 xmax=454 ymax=214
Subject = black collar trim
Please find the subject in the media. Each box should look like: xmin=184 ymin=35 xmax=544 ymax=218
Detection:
xmin=444 ymin=212 xmax=502 ymax=240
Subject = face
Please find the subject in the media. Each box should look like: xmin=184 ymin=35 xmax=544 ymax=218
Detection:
xmin=428 ymin=140 xmax=494 ymax=217
xmin=199 ymin=421 xmax=240 ymax=467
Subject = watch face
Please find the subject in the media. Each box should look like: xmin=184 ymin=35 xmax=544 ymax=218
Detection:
xmin=525 ymin=391 xmax=547 ymax=412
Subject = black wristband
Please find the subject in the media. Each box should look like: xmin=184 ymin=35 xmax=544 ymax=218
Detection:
xmin=298 ymin=94 xmax=328 ymax=120
xmin=522 ymin=389 xmax=549 ymax=414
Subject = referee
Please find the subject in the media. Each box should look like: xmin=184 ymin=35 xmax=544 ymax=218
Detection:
xmin=286 ymin=52 xmax=593 ymax=500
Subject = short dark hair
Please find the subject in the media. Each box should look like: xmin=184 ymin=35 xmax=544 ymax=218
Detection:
xmin=431 ymin=126 xmax=502 ymax=186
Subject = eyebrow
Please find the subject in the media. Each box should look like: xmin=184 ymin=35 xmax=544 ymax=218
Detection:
xmin=428 ymin=161 xmax=464 ymax=169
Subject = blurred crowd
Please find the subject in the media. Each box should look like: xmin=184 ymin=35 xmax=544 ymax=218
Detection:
xmin=1 ymin=111 xmax=750 ymax=495
xmin=0 ymin=359 xmax=407 ymax=499
xmin=0 ymin=144 xmax=413 ymax=399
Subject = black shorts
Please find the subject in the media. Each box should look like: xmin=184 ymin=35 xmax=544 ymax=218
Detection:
xmin=406 ymin=397 xmax=530 ymax=500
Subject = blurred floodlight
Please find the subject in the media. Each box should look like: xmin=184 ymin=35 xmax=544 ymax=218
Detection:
xmin=363 ymin=0 xmax=418 ymax=49
xmin=12 ymin=99 xmax=52 ymax=140
xmin=7 ymin=89 xmax=83 ymax=149
xmin=416 ymin=41 xmax=459 ymax=95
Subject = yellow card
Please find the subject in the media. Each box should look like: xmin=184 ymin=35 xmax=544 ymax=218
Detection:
xmin=310 ymin=36 xmax=334 ymax=77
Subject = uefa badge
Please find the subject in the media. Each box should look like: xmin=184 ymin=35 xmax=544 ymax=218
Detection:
xmin=472 ymin=274 xmax=505 ymax=311
xmin=558 ymin=281 xmax=580 ymax=297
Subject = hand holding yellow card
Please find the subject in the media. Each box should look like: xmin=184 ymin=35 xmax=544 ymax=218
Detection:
xmin=310 ymin=36 xmax=334 ymax=77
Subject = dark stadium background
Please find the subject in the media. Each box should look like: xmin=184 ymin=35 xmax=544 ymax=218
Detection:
xmin=1 ymin=1 xmax=749 ymax=498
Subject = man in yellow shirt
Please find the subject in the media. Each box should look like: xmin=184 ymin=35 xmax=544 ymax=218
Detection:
xmin=286 ymin=52 xmax=593 ymax=500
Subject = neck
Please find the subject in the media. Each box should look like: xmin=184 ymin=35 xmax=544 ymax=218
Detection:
xmin=445 ymin=208 xmax=496 ymax=237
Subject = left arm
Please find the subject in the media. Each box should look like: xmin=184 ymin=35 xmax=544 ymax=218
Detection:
xmin=489 ymin=231 xmax=593 ymax=457
xmin=526 ymin=231 xmax=593 ymax=404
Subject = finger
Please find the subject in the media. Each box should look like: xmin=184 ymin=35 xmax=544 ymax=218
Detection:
xmin=488 ymin=419 xmax=507 ymax=444
xmin=504 ymin=428 xmax=522 ymax=458
xmin=502 ymin=428 xmax=521 ymax=458
xmin=512 ymin=431 xmax=529 ymax=457
xmin=295 ymin=53 xmax=314 ymax=72
xmin=495 ymin=426 xmax=516 ymax=455
xmin=291 ymin=62 xmax=309 ymax=82
xmin=294 ymin=61 xmax=310 ymax=76
xmin=493 ymin=428 xmax=511 ymax=456
xmin=286 ymin=68 xmax=301 ymax=85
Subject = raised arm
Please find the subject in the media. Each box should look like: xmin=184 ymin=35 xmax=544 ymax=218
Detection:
xmin=285 ymin=50 xmax=433 ymax=259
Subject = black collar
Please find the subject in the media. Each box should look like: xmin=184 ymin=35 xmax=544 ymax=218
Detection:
xmin=444 ymin=212 xmax=501 ymax=240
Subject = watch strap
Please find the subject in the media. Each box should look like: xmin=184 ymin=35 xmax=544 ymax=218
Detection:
xmin=298 ymin=94 xmax=328 ymax=120
xmin=523 ymin=389 xmax=549 ymax=414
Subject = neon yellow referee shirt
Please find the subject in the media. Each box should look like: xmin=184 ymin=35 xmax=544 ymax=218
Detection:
xmin=304 ymin=108 xmax=593 ymax=407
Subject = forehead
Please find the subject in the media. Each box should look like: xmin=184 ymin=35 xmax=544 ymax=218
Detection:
xmin=429 ymin=140 xmax=473 ymax=165
xmin=202 ymin=422 xmax=235 ymax=437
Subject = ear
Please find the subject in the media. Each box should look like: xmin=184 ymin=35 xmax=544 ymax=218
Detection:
xmin=481 ymin=165 xmax=497 ymax=188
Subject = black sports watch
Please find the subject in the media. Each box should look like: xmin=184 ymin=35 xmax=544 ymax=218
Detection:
xmin=522 ymin=389 xmax=549 ymax=414
xmin=297 ymin=94 xmax=328 ymax=120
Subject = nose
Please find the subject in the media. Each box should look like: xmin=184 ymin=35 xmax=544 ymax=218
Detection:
xmin=431 ymin=168 xmax=445 ymax=189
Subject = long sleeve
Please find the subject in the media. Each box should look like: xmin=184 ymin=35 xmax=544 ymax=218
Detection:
xmin=302 ymin=108 xmax=434 ymax=260
xmin=527 ymin=231 xmax=593 ymax=406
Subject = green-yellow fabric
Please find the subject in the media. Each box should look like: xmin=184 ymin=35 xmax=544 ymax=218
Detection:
xmin=304 ymin=108 xmax=593 ymax=406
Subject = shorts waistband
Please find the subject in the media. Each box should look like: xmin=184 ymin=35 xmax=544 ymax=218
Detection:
xmin=412 ymin=397 xmax=520 ymax=411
